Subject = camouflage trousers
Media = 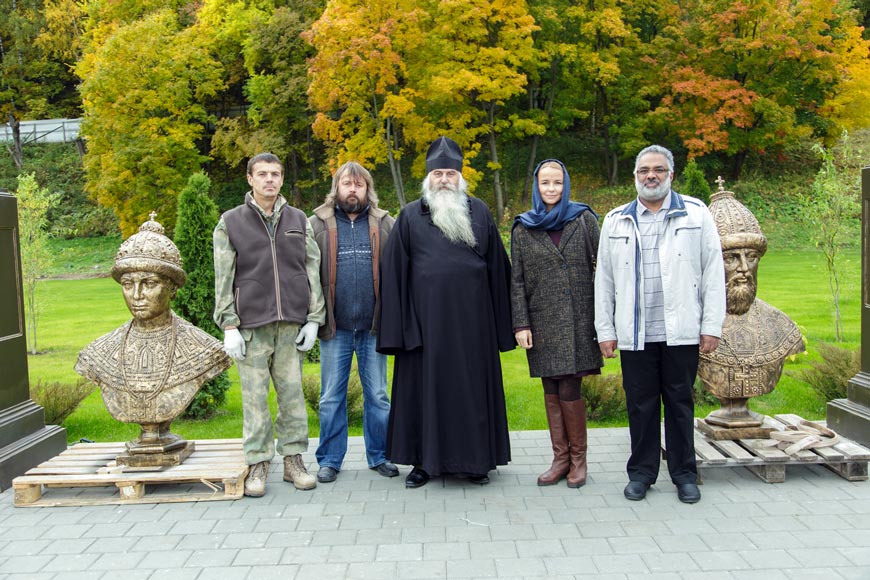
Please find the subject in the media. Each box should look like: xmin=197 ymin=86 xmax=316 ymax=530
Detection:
xmin=237 ymin=322 xmax=309 ymax=465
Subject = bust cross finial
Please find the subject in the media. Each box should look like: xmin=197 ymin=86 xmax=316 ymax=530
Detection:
xmin=149 ymin=211 xmax=157 ymax=222
xmin=715 ymin=176 xmax=726 ymax=192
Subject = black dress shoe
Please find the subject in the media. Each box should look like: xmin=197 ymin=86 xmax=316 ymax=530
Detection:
xmin=316 ymin=466 xmax=338 ymax=483
xmin=405 ymin=467 xmax=430 ymax=488
xmin=371 ymin=461 xmax=399 ymax=478
xmin=676 ymin=482 xmax=701 ymax=504
xmin=468 ymin=474 xmax=490 ymax=485
xmin=624 ymin=481 xmax=650 ymax=501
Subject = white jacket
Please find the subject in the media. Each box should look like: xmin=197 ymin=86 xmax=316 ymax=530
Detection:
xmin=594 ymin=192 xmax=725 ymax=351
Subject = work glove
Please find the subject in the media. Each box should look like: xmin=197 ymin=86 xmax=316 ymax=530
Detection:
xmin=295 ymin=321 xmax=319 ymax=352
xmin=223 ymin=328 xmax=246 ymax=360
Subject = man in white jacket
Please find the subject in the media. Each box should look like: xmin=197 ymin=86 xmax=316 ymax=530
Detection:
xmin=595 ymin=145 xmax=725 ymax=504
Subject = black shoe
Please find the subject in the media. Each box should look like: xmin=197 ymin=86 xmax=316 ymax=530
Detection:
xmin=468 ymin=474 xmax=490 ymax=485
xmin=676 ymin=482 xmax=701 ymax=504
xmin=624 ymin=481 xmax=650 ymax=501
xmin=405 ymin=467 xmax=429 ymax=488
xmin=371 ymin=461 xmax=399 ymax=478
xmin=316 ymin=466 xmax=338 ymax=483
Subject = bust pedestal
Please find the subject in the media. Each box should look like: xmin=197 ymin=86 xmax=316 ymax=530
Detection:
xmin=0 ymin=193 xmax=67 ymax=491
xmin=828 ymin=371 xmax=870 ymax=447
xmin=827 ymin=168 xmax=870 ymax=447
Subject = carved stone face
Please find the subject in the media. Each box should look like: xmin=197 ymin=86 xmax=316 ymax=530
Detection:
xmin=724 ymin=247 xmax=761 ymax=315
xmin=120 ymin=271 xmax=176 ymax=325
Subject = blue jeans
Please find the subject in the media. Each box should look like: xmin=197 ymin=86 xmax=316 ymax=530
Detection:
xmin=316 ymin=329 xmax=391 ymax=469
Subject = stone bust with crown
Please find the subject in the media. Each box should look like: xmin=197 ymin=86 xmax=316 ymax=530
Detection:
xmin=75 ymin=213 xmax=232 ymax=467
xmin=697 ymin=179 xmax=805 ymax=434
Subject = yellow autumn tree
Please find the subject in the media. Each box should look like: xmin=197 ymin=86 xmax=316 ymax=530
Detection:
xmin=76 ymin=8 xmax=224 ymax=236
xmin=820 ymin=22 xmax=870 ymax=135
xmin=416 ymin=0 xmax=538 ymax=221
xmin=306 ymin=0 xmax=426 ymax=207
xmin=555 ymin=0 xmax=643 ymax=185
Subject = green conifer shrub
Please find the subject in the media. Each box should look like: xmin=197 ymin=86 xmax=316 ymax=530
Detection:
xmin=173 ymin=172 xmax=230 ymax=419
xmin=680 ymin=159 xmax=712 ymax=205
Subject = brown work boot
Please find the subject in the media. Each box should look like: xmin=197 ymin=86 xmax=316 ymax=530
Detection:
xmin=244 ymin=460 xmax=270 ymax=497
xmin=562 ymin=399 xmax=588 ymax=488
xmin=283 ymin=454 xmax=316 ymax=490
xmin=538 ymin=394 xmax=570 ymax=486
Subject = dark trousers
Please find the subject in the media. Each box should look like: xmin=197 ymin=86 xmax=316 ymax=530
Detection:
xmin=620 ymin=342 xmax=698 ymax=485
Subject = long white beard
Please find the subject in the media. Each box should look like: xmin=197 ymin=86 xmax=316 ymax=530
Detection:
xmin=636 ymin=174 xmax=672 ymax=203
xmin=422 ymin=177 xmax=476 ymax=247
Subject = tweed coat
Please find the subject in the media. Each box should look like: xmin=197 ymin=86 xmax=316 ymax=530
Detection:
xmin=510 ymin=210 xmax=603 ymax=378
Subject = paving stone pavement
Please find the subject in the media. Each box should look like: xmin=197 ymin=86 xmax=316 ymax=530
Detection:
xmin=1 ymin=428 xmax=869 ymax=580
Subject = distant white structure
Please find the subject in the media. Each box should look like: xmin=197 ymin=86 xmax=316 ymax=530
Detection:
xmin=0 ymin=118 xmax=81 ymax=144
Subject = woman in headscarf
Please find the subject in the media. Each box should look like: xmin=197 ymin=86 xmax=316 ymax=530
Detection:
xmin=511 ymin=159 xmax=603 ymax=488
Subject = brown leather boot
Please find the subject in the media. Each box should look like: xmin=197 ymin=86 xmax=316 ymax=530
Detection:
xmin=538 ymin=394 xmax=570 ymax=486
xmin=562 ymin=399 xmax=588 ymax=488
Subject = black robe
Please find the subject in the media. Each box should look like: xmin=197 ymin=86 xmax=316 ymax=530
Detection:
xmin=377 ymin=197 xmax=514 ymax=476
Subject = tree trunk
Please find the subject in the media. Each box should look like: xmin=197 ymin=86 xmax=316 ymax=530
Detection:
xmin=599 ymin=89 xmax=619 ymax=186
xmin=609 ymin=148 xmax=619 ymax=186
xmin=26 ymin=282 xmax=37 ymax=355
xmin=731 ymin=151 xmax=747 ymax=181
xmin=287 ymin=149 xmax=303 ymax=208
xmin=488 ymin=107 xmax=505 ymax=223
xmin=307 ymin=127 xmax=317 ymax=186
xmin=75 ymin=137 xmax=86 ymax=161
xmin=825 ymin=248 xmax=844 ymax=341
xmin=385 ymin=117 xmax=406 ymax=208
xmin=603 ymin=128 xmax=619 ymax=186
xmin=522 ymin=134 xmax=540 ymax=208
xmin=522 ymin=60 xmax=558 ymax=206
xmin=7 ymin=113 xmax=23 ymax=170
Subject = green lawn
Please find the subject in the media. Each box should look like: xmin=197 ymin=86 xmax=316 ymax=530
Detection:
xmin=26 ymin=248 xmax=860 ymax=443
xmin=45 ymin=235 xmax=121 ymax=277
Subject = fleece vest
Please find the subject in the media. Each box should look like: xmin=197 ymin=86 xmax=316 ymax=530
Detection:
xmin=223 ymin=200 xmax=309 ymax=328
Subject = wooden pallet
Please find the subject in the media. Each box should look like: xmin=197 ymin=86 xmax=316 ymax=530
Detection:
xmin=663 ymin=414 xmax=870 ymax=484
xmin=12 ymin=439 xmax=248 ymax=507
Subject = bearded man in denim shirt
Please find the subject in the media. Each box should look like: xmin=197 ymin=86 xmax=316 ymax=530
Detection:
xmin=309 ymin=162 xmax=398 ymax=483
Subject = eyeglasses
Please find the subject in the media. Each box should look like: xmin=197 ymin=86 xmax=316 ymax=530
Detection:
xmin=635 ymin=167 xmax=670 ymax=177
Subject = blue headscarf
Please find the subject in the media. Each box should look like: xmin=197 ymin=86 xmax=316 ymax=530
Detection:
xmin=515 ymin=159 xmax=595 ymax=231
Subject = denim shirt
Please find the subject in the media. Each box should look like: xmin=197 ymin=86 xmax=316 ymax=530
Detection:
xmin=333 ymin=206 xmax=375 ymax=331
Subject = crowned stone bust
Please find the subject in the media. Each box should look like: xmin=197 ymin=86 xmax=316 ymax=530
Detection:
xmin=75 ymin=213 xmax=231 ymax=467
xmin=698 ymin=179 xmax=804 ymax=431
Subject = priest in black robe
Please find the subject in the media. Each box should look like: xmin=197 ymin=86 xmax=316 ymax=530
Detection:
xmin=377 ymin=136 xmax=515 ymax=488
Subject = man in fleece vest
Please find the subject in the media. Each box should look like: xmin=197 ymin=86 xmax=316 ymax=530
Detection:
xmin=214 ymin=152 xmax=326 ymax=497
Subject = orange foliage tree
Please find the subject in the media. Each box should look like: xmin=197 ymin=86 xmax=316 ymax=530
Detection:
xmin=641 ymin=0 xmax=863 ymax=177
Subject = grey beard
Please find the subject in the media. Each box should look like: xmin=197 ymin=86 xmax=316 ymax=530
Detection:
xmin=422 ymin=179 xmax=476 ymax=247
xmin=726 ymin=279 xmax=757 ymax=315
xmin=636 ymin=175 xmax=671 ymax=203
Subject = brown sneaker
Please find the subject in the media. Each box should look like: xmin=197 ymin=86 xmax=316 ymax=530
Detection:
xmin=244 ymin=460 xmax=270 ymax=497
xmin=283 ymin=454 xmax=316 ymax=490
